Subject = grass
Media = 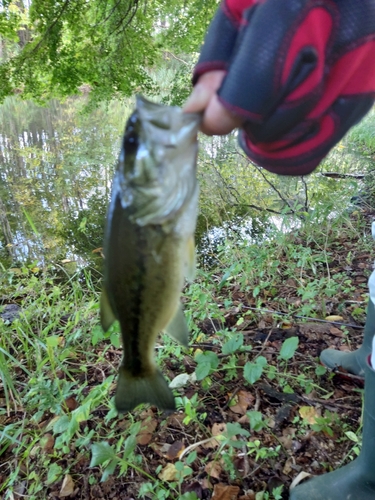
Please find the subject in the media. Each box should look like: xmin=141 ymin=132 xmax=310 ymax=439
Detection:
xmin=0 ymin=196 xmax=373 ymax=499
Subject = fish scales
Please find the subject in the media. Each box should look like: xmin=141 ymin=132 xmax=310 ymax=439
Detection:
xmin=101 ymin=96 xmax=201 ymax=413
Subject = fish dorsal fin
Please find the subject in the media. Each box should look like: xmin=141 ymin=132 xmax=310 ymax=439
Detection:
xmin=100 ymin=287 xmax=117 ymax=332
xmin=164 ymin=304 xmax=189 ymax=347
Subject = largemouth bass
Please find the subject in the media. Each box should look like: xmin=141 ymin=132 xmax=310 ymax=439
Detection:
xmin=101 ymin=96 xmax=201 ymax=413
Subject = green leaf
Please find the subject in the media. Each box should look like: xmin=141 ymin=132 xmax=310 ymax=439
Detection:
xmin=92 ymin=325 xmax=103 ymax=346
xmin=101 ymin=458 xmax=118 ymax=482
xmin=226 ymin=422 xmax=250 ymax=438
xmin=110 ymin=331 xmax=120 ymax=348
xmin=243 ymin=356 xmax=267 ymax=385
xmin=22 ymin=208 xmax=40 ymax=236
xmin=247 ymin=410 xmax=264 ymax=432
xmin=72 ymin=401 xmax=91 ymax=423
xmin=345 ymin=431 xmax=359 ymax=443
xmin=186 ymin=450 xmax=197 ymax=464
xmin=90 ymin=442 xmax=116 ymax=467
xmin=195 ymin=362 xmax=211 ymax=381
xmin=123 ymin=435 xmax=137 ymax=460
xmin=195 ymin=351 xmax=219 ymax=380
xmin=53 ymin=415 xmax=70 ymax=435
xmin=180 ymin=493 xmax=199 ymax=500
xmin=279 ymin=336 xmax=299 ymax=360
xmin=315 ymin=365 xmax=327 ymax=376
xmin=46 ymin=462 xmax=63 ymax=485
xmin=46 ymin=336 xmax=60 ymax=348
xmin=222 ymin=333 xmax=243 ymax=355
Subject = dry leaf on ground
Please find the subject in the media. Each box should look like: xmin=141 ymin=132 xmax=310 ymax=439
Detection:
xmin=136 ymin=418 xmax=158 ymax=445
xmin=329 ymin=327 xmax=343 ymax=337
xmin=324 ymin=315 xmax=344 ymax=322
xmin=158 ymin=463 xmax=179 ymax=482
xmin=205 ymin=461 xmax=222 ymax=480
xmin=230 ymin=390 xmax=255 ymax=415
xmin=166 ymin=440 xmax=185 ymax=460
xmin=59 ymin=474 xmax=74 ymax=497
xmin=203 ymin=422 xmax=226 ymax=449
xmin=212 ymin=483 xmax=240 ymax=499
xmin=299 ymin=406 xmax=321 ymax=425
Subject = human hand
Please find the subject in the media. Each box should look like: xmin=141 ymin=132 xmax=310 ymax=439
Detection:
xmin=189 ymin=0 xmax=375 ymax=175
xmin=183 ymin=70 xmax=243 ymax=135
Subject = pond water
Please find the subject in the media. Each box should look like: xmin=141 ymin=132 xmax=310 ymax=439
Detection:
xmin=0 ymin=96 xmax=369 ymax=275
xmin=0 ymin=97 xmax=271 ymax=274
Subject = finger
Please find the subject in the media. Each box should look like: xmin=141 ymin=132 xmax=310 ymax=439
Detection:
xmin=201 ymin=94 xmax=244 ymax=135
xmin=183 ymin=83 xmax=212 ymax=113
xmin=183 ymin=70 xmax=227 ymax=113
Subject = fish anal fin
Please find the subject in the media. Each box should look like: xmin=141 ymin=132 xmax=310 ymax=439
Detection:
xmin=100 ymin=287 xmax=117 ymax=332
xmin=115 ymin=367 xmax=175 ymax=413
xmin=164 ymin=304 xmax=189 ymax=347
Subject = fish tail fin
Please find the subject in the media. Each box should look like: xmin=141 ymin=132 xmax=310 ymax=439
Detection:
xmin=115 ymin=367 xmax=176 ymax=413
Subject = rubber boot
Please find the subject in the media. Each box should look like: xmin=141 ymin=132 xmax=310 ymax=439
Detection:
xmin=289 ymin=357 xmax=375 ymax=500
xmin=320 ymin=298 xmax=375 ymax=377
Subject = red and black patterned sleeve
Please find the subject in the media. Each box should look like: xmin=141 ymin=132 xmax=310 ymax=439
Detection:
xmin=194 ymin=0 xmax=375 ymax=176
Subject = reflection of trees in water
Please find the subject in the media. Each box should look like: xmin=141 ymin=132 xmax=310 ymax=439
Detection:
xmin=0 ymin=96 xmax=132 ymax=266
xmin=0 ymin=97 xmax=372 ymax=270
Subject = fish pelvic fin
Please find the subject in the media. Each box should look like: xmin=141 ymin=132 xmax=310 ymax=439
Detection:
xmin=115 ymin=367 xmax=176 ymax=413
xmin=163 ymin=304 xmax=189 ymax=347
xmin=185 ymin=235 xmax=196 ymax=282
xmin=100 ymin=287 xmax=117 ymax=332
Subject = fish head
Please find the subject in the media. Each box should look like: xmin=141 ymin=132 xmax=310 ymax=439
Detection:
xmin=117 ymin=96 xmax=201 ymax=227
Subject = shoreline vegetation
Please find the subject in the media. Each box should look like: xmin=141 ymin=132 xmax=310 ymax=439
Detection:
xmin=1 ymin=185 xmax=374 ymax=498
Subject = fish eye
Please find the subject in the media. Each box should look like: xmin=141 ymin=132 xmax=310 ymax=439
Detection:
xmin=123 ymin=130 xmax=139 ymax=153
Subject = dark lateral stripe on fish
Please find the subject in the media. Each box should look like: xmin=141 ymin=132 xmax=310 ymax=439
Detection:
xmin=121 ymin=204 xmax=148 ymax=377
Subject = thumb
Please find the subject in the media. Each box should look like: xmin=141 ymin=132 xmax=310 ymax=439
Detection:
xmin=183 ymin=70 xmax=227 ymax=113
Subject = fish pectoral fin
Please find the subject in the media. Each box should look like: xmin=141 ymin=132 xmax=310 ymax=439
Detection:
xmin=163 ymin=304 xmax=189 ymax=347
xmin=100 ymin=287 xmax=117 ymax=332
xmin=185 ymin=235 xmax=196 ymax=282
xmin=115 ymin=367 xmax=176 ymax=413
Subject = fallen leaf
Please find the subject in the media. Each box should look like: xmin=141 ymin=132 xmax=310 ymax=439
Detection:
xmin=169 ymin=373 xmax=191 ymax=389
xmin=290 ymin=471 xmax=313 ymax=490
xmin=59 ymin=474 xmax=74 ymax=497
xmin=203 ymin=423 xmax=226 ymax=449
xmin=41 ymin=433 xmax=55 ymax=453
xmin=239 ymin=492 xmax=255 ymax=500
xmin=158 ymin=463 xmax=191 ymax=482
xmin=149 ymin=442 xmax=170 ymax=457
xmin=202 ymin=477 xmax=213 ymax=490
xmin=140 ymin=408 xmax=155 ymax=419
xmin=136 ymin=418 xmax=158 ymax=445
xmin=237 ymin=414 xmax=250 ymax=425
xmin=212 ymin=483 xmax=240 ymax=499
xmin=205 ymin=461 xmax=222 ymax=480
xmin=64 ymin=397 xmax=78 ymax=412
xmin=166 ymin=440 xmax=185 ymax=460
xmin=299 ymin=406 xmax=321 ymax=425
xmin=278 ymin=435 xmax=292 ymax=450
xmin=280 ymin=321 xmax=293 ymax=329
xmin=230 ymin=390 xmax=254 ymax=415
xmin=329 ymin=327 xmax=343 ymax=337
xmin=283 ymin=458 xmax=293 ymax=474
xmin=212 ymin=423 xmax=226 ymax=436
xmin=325 ymin=315 xmax=343 ymax=322
xmin=158 ymin=463 xmax=179 ymax=482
